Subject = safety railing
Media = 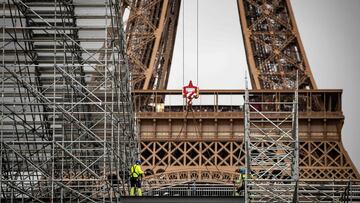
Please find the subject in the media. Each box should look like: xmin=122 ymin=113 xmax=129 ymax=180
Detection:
xmin=139 ymin=180 xmax=360 ymax=201
xmin=297 ymin=179 xmax=360 ymax=202
xmin=133 ymin=90 xmax=343 ymax=114
xmin=143 ymin=184 xmax=235 ymax=196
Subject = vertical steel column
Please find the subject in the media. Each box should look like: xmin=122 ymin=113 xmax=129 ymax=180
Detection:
xmin=244 ymin=74 xmax=250 ymax=203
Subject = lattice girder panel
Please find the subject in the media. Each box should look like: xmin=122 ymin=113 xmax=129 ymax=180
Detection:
xmin=1 ymin=0 xmax=137 ymax=201
xmin=237 ymin=0 xmax=317 ymax=89
xmin=123 ymin=0 xmax=181 ymax=90
xmin=136 ymin=90 xmax=359 ymax=190
xmin=140 ymin=141 xmax=246 ymax=173
xmin=140 ymin=140 xmax=358 ymax=183
xmin=299 ymin=141 xmax=359 ymax=180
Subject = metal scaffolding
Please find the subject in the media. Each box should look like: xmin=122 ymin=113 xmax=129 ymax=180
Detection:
xmin=1 ymin=0 xmax=137 ymax=201
xmin=1 ymin=0 xmax=360 ymax=202
xmin=244 ymin=74 xmax=299 ymax=202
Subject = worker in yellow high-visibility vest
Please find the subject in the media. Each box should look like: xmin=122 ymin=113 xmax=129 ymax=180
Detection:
xmin=130 ymin=159 xmax=144 ymax=196
xmin=234 ymin=168 xmax=248 ymax=196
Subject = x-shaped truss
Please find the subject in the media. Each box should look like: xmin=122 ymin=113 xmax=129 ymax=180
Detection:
xmin=244 ymin=77 xmax=299 ymax=202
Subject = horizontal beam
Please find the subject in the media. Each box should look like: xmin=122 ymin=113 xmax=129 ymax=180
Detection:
xmin=133 ymin=89 xmax=343 ymax=95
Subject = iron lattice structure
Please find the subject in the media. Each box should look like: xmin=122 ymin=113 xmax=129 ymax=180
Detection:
xmin=135 ymin=90 xmax=360 ymax=200
xmin=1 ymin=0 xmax=137 ymax=201
xmin=1 ymin=0 xmax=360 ymax=202
xmin=238 ymin=0 xmax=317 ymax=90
xmin=125 ymin=0 xmax=359 ymax=195
xmin=244 ymin=77 xmax=299 ymax=202
xmin=123 ymin=0 xmax=181 ymax=90
xmin=123 ymin=0 xmax=317 ymax=91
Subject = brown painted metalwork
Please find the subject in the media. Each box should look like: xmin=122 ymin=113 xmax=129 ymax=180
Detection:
xmin=123 ymin=0 xmax=181 ymax=90
xmin=237 ymin=0 xmax=317 ymax=89
xmin=123 ymin=0 xmax=359 ymax=190
xmin=124 ymin=0 xmax=317 ymax=90
xmin=123 ymin=0 xmax=320 ymax=89
xmin=134 ymin=90 xmax=359 ymax=182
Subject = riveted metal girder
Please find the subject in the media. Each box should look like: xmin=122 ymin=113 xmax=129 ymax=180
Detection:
xmin=237 ymin=0 xmax=317 ymax=90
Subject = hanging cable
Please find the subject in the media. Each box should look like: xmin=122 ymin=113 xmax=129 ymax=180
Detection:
xmin=182 ymin=0 xmax=185 ymax=87
xmin=145 ymin=111 xmax=189 ymax=179
xmin=196 ymin=0 xmax=199 ymax=86
xmin=191 ymin=110 xmax=223 ymax=175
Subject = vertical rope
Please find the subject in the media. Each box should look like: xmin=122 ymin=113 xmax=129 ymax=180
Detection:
xmin=182 ymin=0 xmax=185 ymax=87
xmin=196 ymin=0 xmax=199 ymax=86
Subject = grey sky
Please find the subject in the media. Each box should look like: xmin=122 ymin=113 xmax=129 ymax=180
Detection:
xmin=167 ymin=0 xmax=360 ymax=170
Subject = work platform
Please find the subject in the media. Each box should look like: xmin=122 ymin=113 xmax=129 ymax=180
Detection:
xmin=0 ymin=197 xmax=244 ymax=203
xmin=119 ymin=196 xmax=244 ymax=203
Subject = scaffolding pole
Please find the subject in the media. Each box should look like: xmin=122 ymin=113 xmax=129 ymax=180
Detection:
xmin=244 ymin=74 xmax=299 ymax=202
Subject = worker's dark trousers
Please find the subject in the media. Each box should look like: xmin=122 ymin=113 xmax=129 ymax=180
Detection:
xmin=130 ymin=177 xmax=142 ymax=196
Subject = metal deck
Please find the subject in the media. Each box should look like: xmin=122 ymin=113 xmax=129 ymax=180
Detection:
xmin=119 ymin=196 xmax=244 ymax=203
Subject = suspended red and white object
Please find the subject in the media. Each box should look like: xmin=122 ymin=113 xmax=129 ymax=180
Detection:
xmin=182 ymin=80 xmax=199 ymax=107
